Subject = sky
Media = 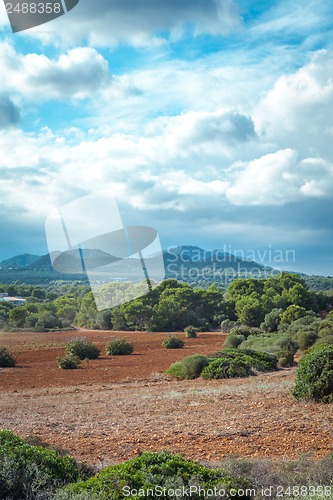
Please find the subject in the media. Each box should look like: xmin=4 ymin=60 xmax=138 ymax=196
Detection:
xmin=0 ymin=0 xmax=333 ymax=275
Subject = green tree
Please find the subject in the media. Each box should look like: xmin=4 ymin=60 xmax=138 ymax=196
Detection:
xmin=280 ymin=305 xmax=309 ymax=325
xmin=9 ymin=306 xmax=28 ymax=328
xmin=261 ymin=308 xmax=283 ymax=332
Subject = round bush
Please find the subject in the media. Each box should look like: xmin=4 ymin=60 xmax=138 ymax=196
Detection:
xmin=56 ymin=355 xmax=81 ymax=370
xmin=201 ymin=358 xmax=251 ymax=379
xmin=65 ymin=338 xmax=100 ymax=360
xmin=184 ymin=325 xmax=198 ymax=338
xmin=224 ymin=334 xmax=245 ymax=349
xmin=105 ymin=338 xmax=134 ymax=356
xmin=0 ymin=346 xmax=16 ymax=368
xmin=162 ymin=335 xmax=184 ymax=349
xmin=292 ymin=345 xmax=333 ymax=403
xmin=0 ymin=430 xmax=83 ymax=498
xmin=166 ymin=354 xmax=209 ymax=379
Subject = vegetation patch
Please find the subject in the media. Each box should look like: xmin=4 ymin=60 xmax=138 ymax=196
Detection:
xmin=201 ymin=357 xmax=251 ymax=379
xmin=184 ymin=325 xmax=199 ymax=338
xmin=105 ymin=338 xmax=134 ymax=356
xmin=0 ymin=430 xmax=85 ymax=499
xmin=167 ymin=349 xmax=277 ymax=380
xmin=166 ymin=354 xmax=210 ymax=379
xmin=56 ymin=451 xmax=251 ymax=499
xmin=292 ymin=345 xmax=333 ymax=403
xmin=56 ymin=355 xmax=81 ymax=370
xmin=239 ymin=334 xmax=298 ymax=368
xmin=162 ymin=335 xmax=185 ymax=349
xmin=64 ymin=337 xmax=100 ymax=360
xmin=0 ymin=346 xmax=16 ymax=368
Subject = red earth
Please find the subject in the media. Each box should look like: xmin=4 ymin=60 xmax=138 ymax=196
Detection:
xmin=0 ymin=329 xmax=332 ymax=466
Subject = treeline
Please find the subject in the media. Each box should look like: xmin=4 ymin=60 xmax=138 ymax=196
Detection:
xmin=0 ymin=273 xmax=331 ymax=332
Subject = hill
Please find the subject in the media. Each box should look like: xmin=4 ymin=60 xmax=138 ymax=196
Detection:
xmin=0 ymin=253 xmax=40 ymax=270
xmin=0 ymin=245 xmax=273 ymax=285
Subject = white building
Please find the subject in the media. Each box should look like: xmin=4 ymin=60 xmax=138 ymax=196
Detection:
xmin=0 ymin=296 xmax=26 ymax=306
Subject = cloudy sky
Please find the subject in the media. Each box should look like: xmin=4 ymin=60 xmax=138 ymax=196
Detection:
xmin=0 ymin=0 xmax=333 ymax=274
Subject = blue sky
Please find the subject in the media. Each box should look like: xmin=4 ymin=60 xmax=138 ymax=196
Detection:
xmin=0 ymin=0 xmax=333 ymax=275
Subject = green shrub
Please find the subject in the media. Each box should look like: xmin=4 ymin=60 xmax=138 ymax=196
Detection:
xmin=65 ymin=338 xmax=100 ymax=360
xmin=56 ymin=355 xmax=81 ymax=370
xmin=280 ymin=305 xmax=309 ymax=325
xmin=0 ymin=346 xmax=16 ymax=368
xmin=162 ymin=335 xmax=184 ymax=349
xmin=0 ymin=430 xmax=84 ymax=499
xmin=313 ymin=335 xmax=333 ymax=347
xmin=166 ymin=354 xmax=209 ymax=379
xmin=105 ymin=338 xmax=134 ymax=355
xmin=184 ymin=325 xmax=198 ymax=338
xmin=240 ymin=333 xmax=298 ymax=366
xmin=238 ymin=348 xmax=278 ymax=371
xmin=260 ymin=308 xmax=283 ymax=332
xmin=221 ymin=319 xmax=238 ymax=333
xmin=165 ymin=361 xmax=185 ymax=379
xmin=224 ymin=334 xmax=245 ymax=349
xmin=201 ymin=357 xmax=250 ymax=379
xmin=276 ymin=350 xmax=294 ymax=368
xmin=210 ymin=349 xmax=278 ymax=373
xmin=318 ymin=326 xmax=333 ymax=338
xmin=229 ymin=326 xmax=260 ymax=339
xmin=57 ymin=451 xmax=252 ymax=499
xmin=292 ymin=345 xmax=333 ymax=403
xmin=295 ymin=330 xmax=317 ymax=350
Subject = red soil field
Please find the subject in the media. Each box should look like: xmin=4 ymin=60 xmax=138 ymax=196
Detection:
xmin=0 ymin=329 xmax=332 ymax=466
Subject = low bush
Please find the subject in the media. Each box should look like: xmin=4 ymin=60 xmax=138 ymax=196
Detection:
xmin=0 ymin=430 xmax=85 ymax=499
xmin=210 ymin=349 xmax=278 ymax=372
xmin=221 ymin=319 xmax=239 ymax=333
xmin=240 ymin=333 xmax=298 ymax=367
xmin=229 ymin=326 xmax=260 ymax=339
xmin=313 ymin=335 xmax=333 ymax=348
xmin=292 ymin=345 xmax=333 ymax=403
xmin=295 ymin=330 xmax=317 ymax=350
xmin=105 ymin=338 xmax=134 ymax=356
xmin=224 ymin=334 xmax=245 ymax=349
xmin=201 ymin=357 xmax=250 ymax=379
xmin=238 ymin=348 xmax=278 ymax=371
xmin=65 ymin=338 xmax=100 ymax=360
xmin=276 ymin=350 xmax=294 ymax=368
xmin=56 ymin=355 xmax=81 ymax=370
xmin=56 ymin=451 xmax=252 ymax=499
xmin=166 ymin=354 xmax=210 ymax=379
xmin=162 ymin=335 xmax=184 ymax=349
xmin=184 ymin=325 xmax=198 ymax=338
xmin=0 ymin=346 xmax=16 ymax=368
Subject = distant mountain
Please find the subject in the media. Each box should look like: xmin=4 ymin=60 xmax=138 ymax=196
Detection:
xmin=0 ymin=253 xmax=40 ymax=269
xmin=6 ymin=245 xmax=330 ymax=290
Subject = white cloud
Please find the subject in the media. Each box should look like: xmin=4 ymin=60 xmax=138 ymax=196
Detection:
xmin=0 ymin=43 xmax=112 ymax=100
xmin=255 ymin=50 xmax=333 ymax=158
xmin=226 ymin=149 xmax=333 ymax=206
xmin=17 ymin=0 xmax=242 ymax=47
